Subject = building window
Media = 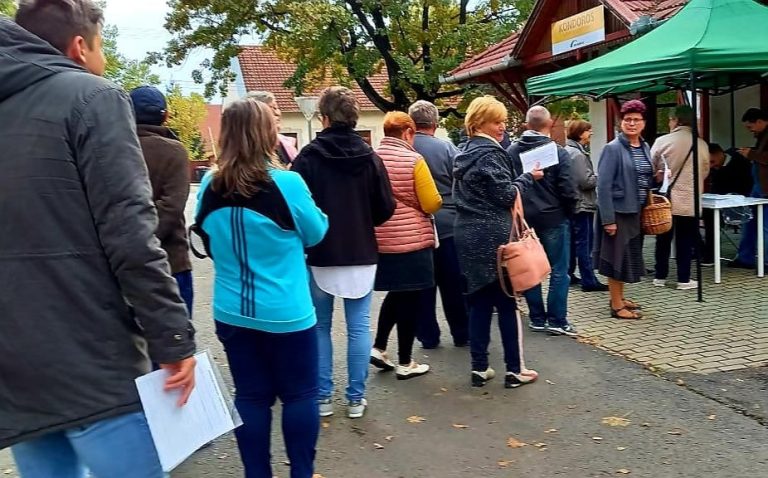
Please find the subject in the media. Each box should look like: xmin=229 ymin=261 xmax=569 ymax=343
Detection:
xmin=356 ymin=130 xmax=372 ymax=145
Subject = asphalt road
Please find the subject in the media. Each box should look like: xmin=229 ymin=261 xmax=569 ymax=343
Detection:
xmin=3 ymin=189 xmax=768 ymax=478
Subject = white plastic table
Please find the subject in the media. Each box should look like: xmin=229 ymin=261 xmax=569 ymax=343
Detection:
xmin=702 ymin=194 xmax=768 ymax=283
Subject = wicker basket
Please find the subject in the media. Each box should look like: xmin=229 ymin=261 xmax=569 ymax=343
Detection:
xmin=641 ymin=193 xmax=673 ymax=235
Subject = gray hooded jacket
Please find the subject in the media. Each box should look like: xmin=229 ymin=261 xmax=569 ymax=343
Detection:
xmin=0 ymin=18 xmax=195 ymax=448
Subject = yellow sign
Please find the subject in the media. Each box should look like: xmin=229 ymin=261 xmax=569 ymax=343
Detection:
xmin=551 ymin=5 xmax=605 ymax=55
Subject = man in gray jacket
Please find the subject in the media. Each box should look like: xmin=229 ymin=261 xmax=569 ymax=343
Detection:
xmin=0 ymin=2 xmax=196 ymax=475
xmin=408 ymin=100 xmax=469 ymax=348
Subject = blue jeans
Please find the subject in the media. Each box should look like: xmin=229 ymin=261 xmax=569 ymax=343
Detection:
xmin=467 ymin=281 xmax=523 ymax=373
xmin=569 ymin=212 xmax=600 ymax=288
xmin=215 ymin=321 xmax=319 ymax=478
xmin=173 ymin=270 xmax=194 ymax=318
xmin=11 ymin=412 xmax=163 ymax=478
xmin=524 ymin=221 xmax=570 ymax=328
xmin=737 ymin=188 xmax=768 ymax=266
xmin=418 ymin=237 xmax=470 ymax=347
xmin=310 ymin=277 xmax=373 ymax=403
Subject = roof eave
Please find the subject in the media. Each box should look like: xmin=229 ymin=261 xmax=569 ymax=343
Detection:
xmin=440 ymin=56 xmax=521 ymax=84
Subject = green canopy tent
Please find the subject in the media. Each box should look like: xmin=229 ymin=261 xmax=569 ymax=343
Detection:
xmin=526 ymin=0 xmax=768 ymax=302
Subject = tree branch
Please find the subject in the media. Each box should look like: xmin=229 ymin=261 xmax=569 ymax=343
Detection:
xmin=421 ymin=2 xmax=432 ymax=74
xmin=459 ymin=0 xmax=470 ymax=25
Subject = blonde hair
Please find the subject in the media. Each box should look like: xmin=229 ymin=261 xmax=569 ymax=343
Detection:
xmin=213 ymin=99 xmax=280 ymax=197
xmin=465 ymin=96 xmax=507 ymax=137
xmin=383 ymin=111 xmax=416 ymax=139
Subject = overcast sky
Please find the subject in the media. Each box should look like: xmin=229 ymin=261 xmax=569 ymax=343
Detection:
xmin=103 ymin=0 xmax=215 ymax=98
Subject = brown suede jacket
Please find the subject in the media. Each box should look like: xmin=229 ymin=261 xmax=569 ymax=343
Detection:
xmin=137 ymin=125 xmax=192 ymax=273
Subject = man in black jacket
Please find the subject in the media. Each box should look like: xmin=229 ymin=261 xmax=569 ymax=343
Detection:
xmin=508 ymin=106 xmax=579 ymax=336
xmin=0 ymin=2 xmax=195 ymax=474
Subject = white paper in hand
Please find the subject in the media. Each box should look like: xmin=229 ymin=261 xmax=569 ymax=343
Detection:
xmin=659 ymin=157 xmax=672 ymax=195
xmin=520 ymin=141 xmax=559 ymax=173
xmin=136 ymin=351 xmax=241 ymax=472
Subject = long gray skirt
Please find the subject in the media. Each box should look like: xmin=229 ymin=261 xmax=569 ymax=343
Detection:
xmin=593 ymin=211 xmax=645 ymax=284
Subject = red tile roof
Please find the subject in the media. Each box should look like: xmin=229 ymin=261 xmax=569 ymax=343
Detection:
xmin=446 ymin=0 xmax=687 ymax=82
xmin=237 ymin=46 xmax=389 ymax=112
xmin=445 ymin=32 xmax=521 ymax=83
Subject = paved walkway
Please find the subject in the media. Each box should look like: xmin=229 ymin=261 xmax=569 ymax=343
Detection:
xmin=566 ymin=237 xmax=768 ymax=374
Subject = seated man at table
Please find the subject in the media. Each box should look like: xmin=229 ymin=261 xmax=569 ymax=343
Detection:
xmin=730 ymin=108 xmax=768 ymax=269
xmin=703 ymin=143 xmax=755 ymax=264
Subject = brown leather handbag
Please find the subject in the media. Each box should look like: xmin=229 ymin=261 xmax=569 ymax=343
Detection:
xmin=497 ymin=187 xmax=551 ymax=297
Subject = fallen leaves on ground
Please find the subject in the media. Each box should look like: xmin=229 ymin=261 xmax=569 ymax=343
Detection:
xmin=440 ymin=387 xmax=448 ymax=392
xmin=577 ymin=336 xmax=601 ymax=346
xmin=385 ymin=435 xmax=395 ymax=441
xmin=667 ymin=429 xmax=684 ymax=436
xmin=3 ymin=470 xmax=13 ymax=476
xmin=592 ymin=436 xmax=603 ymax=442
xmin=602 ymin=416 xmax=632 ymax=427
xmin=708 ymin=415 xmax=717 ymax=420
xmin=616 ymin=469 xmax=631 ymax=474
xmin=545 ymin=379 xmax=557 ymax=385
xmin=373 ymin=443 xmax=384 ymax=450
xmin=497 ymin=460 xmax=514 ymax=468
xmin=312 ymin=475 xmax=325 ymax=478
xmin=406 ymin=416 xmax=426 ymax=424
xmin=544 ymin=428 xmax=558 ymax=434
xmin=617 ymin=446 xmax=627 ymax=451
xmin=506 ymin=437 xmax=527 ymax=448
xmin=452 ymin=423 xmax=470 ymax=429
xmin=322 ymin=422 xmax=330 ymax=429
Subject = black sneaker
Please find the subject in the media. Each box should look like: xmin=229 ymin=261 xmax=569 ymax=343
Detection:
xmin=569 ymin=275 xmax=581 ymax=286
xmin=729 ymin=260 xmax=756 ymax=270
xmin=582 ymin=283 xmax=609 ymax=292
xmin=471 ymin=367 xmax=496 ymax=387
xmin=504 ymin=370 xmax=539 ymax=388
xmin=547 ymin=323 xmax=578 ymax=337
xmin=529 ymin=322 xmax=548 ymax=332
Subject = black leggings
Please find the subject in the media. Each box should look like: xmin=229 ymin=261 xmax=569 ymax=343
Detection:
xmin=374 ymin=289 xmax=432 ymax=365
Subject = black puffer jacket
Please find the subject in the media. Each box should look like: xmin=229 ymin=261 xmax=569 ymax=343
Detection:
xmin=508 ymin=132 xmax=578 ymax=230
xmin=0 ymin=18 xmax=195 ymax=448
xmin=453 ymin=136 xmax=534 ymax=294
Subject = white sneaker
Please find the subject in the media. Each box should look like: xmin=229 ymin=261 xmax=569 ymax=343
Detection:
xmin=505 ymin=369 xmax=539 ymax=388
xmin=395 ymin=361 xmax=430 ymax=380
xmin=471 ymin=367 xmax=496 ymax=387
xmin=676 ymin=280 xmax=698 ymax=290
xmin=652 ymin=279 xmax=667 ymax=287
xmin=347 ymin=398 xmax=367 ymax=419
xmin=370 ymin=348 xmax=395 ymax=371
xmin=319 ymin=398 xmax=333 ymax=417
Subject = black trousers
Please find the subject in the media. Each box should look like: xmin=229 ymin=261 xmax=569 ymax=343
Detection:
xmin=417 ymin=237 xmax=469 ymax=347
xmin=654 ymin=215 xmax=699 ymax=283
xmin=374 ymin=289 xmax=432 ymax=365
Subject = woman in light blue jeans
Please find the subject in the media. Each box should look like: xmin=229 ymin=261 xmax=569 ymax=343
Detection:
xmin=311 ymin=276 xmax=374 ymax=418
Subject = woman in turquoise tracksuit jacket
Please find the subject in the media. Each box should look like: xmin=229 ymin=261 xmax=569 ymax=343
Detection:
xmin=195 ymin=99 xmax=328 ymax=478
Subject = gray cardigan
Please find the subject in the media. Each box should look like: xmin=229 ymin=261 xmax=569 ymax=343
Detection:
xmin=596 ymin=134 xmax=653 ymax=225
xmin=565 ymin=139 xmax=597 ymax=213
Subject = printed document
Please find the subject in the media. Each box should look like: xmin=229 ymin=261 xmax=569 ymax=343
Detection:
xmin=520 ymin=141 xmax=559 ymax=173
xmin=136 ymin=351 xmax=241 ymax=472
xmin=658 ymin=158 xmax=671 ymax=194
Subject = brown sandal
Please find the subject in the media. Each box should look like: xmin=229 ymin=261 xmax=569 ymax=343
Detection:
xmin=611 ymin=307 xmax=643 ymax=320
xmin=609 ymin=299 xmax=641 ymax=310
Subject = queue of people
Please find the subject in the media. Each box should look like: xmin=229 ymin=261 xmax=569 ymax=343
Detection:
xmin=5 ymin=3 xmax=768 ymax=477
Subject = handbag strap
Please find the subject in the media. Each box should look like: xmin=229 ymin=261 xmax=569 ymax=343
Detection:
xmin=509 ymin=186 xmax=528 ymax=241
xmin=497 ymin=247 xmax=516 ymax=298
xmin=666 ymin=144 xmax=695 ymax=194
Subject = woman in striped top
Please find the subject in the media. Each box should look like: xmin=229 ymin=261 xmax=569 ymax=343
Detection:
xmin=594 ymin=100 xmax=659 ymax=320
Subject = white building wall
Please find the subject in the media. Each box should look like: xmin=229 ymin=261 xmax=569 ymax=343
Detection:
xmin=709 ymin=84 xmax=760 ymax=148
xmin=589 ymin=99 xmax=608 ymax=168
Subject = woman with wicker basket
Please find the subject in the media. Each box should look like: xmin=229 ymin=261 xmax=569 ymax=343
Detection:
xmin=594 ymin=100 xmax=662 ymax=320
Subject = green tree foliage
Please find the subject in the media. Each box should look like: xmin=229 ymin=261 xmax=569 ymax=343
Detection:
xmin=165 ymin=85 xmax=208 ymax=161
xmin=102 ymin=24 xmax=161 ymax=91
xmin=0 ymin=0 xmax=16 ymax=17
xmin=158 ymin=0 xmax=534 ymax=111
